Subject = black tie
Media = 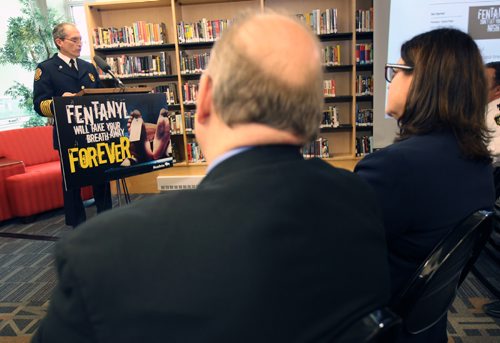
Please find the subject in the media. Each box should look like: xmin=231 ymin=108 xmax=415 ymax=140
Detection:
xmin=69 ymin=59 xmax=77 ymax=73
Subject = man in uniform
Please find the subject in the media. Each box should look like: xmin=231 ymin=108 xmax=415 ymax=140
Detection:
xmin=33 ymin=22 xmax=112 ymax=228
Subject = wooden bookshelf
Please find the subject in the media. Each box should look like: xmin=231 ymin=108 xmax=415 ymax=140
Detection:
xmin=84 ymin=0 xmax=373 ymax=173
xmin=354 ymin=0 xmax=374 ymax=156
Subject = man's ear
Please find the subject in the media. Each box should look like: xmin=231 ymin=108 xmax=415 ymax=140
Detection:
xmin=196 ymin=74 xmax=213 ymax=124
xmin=494 ymin=84 xmax=500 ymax=99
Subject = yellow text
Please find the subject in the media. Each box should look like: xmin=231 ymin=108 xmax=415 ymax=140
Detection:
xmin=67 ymin=136 xmax=131 ymax=173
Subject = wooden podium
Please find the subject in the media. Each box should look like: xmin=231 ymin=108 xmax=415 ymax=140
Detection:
xmin=76 ymin=87 xmax=153 ymax=96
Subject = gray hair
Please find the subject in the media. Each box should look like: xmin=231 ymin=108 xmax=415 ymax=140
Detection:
xmin=52 ymin=23 xmax=76 ymax=50
xmin=207 ymin=12 xmax=323 ymax=142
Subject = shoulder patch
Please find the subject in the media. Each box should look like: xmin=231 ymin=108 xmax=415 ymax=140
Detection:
xmin=34 ymin=68 xmax=42 ymax=81
xmin=88 ymin=73 xmax=95 ymax=83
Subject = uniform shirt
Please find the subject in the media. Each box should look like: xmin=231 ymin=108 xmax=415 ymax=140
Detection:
xmin=57 ymin=52 xmax=78 ymax=71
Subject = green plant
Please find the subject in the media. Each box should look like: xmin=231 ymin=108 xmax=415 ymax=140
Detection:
xmin=0 ymin=0 xmax=63 ymax=127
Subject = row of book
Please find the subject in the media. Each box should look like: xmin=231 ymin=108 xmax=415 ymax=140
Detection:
xmin=356 ymin=135 xmax=373 ymax=156
xmin=180 ymin=51 xmax=211 ymax=74
xmin=355 ymin=8 xmax=374 ymax=32
xmin=323 ymin=79 xmax=336 ymax=97
xmin=355 ymin=75 xmax=373 ymax=96
xmin=322 ymin=45 xmax=342 ymax=66
xmin=187 ymin=141 xmax=205 ymax=163
xmin=168 ymin=112 xmax=184 ymax=135
xmin=183 ymin=82 xmax=199 ymax=104
xmin=356 ymin=107 xmax=373 ymax=127
xmin=100 ymin=53 xmax=172 ymax=79
xmin=184 ymin=111 xmax=195 ymax=133
xmin=177 ymin=19 xmax=232 ymax=43
xmin=356 ymin=43 xmax=373 ymax=65
xmin=295 ymin=8 xmax=338 ymax=35
xmin=321 ymin=106 xmax=340 ymax=128
xmin=154 ymin=83 xmax=179 ymax=105
xmin=165 ymin=111 xmax=198 ymax=137
xmin=303 ymin=137 xmax=330 ymax=159
xmin=92 ymin=22 xmax=168 ymax=48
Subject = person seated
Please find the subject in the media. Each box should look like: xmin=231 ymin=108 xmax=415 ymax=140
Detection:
xmin=355 ymin=28 xmax=495 ymax=342
xmin=32 ymin=11 xmax=391 ymax=343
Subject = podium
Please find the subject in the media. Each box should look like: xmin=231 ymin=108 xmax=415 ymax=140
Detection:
xmin=76 ymin=86 xmax=153 ymax=96
xmin=52 ymin=88 xmax=173 ymax=206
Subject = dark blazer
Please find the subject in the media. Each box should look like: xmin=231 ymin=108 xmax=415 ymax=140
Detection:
xmin=355 ymin=132 xmax=494 ymax=342
xmin=33 ymin=145 xmax=391 ymax=343
xmin=33 ymin=54 xmax=102 ymax=148
xmin=33 ymin=54 xmax=101 ymax=112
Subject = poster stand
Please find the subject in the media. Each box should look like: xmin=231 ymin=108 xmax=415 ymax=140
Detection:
xmin=76 ymin=87 xmax=153 ymax=205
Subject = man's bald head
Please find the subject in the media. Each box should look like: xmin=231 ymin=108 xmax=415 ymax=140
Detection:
xmin=206 ymin=11 xmax=323 ymax=143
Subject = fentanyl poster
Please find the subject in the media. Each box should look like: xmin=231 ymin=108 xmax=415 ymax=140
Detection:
xmin=53 ymin=93 xmax=173 ymax=190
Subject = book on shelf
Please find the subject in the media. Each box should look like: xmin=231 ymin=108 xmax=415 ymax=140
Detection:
xmin=355 ymin=8 xmax=374 ymax=32
xmin=184 ymin=111 xmax=195 ymax=133
xmin=356 ymin=75 xmax=373 ymax=96
xmin=182 ymin=82 xmax=199 ymax=104
xmin=99 ymin=53 xmax=172 ymax=79
xmin=93 ymin=21 xmax=168 ymax=48
xmin=322 ymin=45 xmax=341 ymax=66
xmin=180 ymin=51 xmax=210 ymax=74
xmin=356 ymin=135 xmax=373 ymax=156
xmin=295 ymin=8 xmax=338 ymax=35
xmin=356 ymin=43 xmax=373 ymax=64
xmin=323 ymin=79 xmax=336 ymax=97
xmin=154 ymin=83 xmax=178 ymax=105
xmin=356 ymin=106 xmax=373 ymax=127
xmin=177 ymin=19 xmax=232 ymax=44
xmin=187 ymin=141 xmax=205 ymax=163
xmin=321 ymin=106 xmax=340 ymax=128
xmin=168 ymin=112 xmax=184 ymax=135
xmin=302 ymin=137 xmax=330 ymax=159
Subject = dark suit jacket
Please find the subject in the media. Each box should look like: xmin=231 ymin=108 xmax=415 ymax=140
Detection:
xmin=355 ymin=131 xmax=494 ymax=296
xmin=33 ymin=145 xmax=391 ymax=343
xmin=33 ymin=54 xmax=101 ymax=148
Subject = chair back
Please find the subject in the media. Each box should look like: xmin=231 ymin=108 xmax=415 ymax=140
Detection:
xmin=335 ymin=307 xmax=401 ymax=343
xmin=390 ymin=210 xmax=493 ymax=334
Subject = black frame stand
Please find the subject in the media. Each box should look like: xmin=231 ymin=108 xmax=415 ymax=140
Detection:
xmin=115 ymin=178 xmax=131 ymax=205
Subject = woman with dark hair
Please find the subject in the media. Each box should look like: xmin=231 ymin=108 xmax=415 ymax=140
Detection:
xmin=355 ymin=28 xmax=495 ymax=342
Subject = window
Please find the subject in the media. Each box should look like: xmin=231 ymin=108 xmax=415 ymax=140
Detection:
xmin=65 ymin=0 xmax=91 ymax=60
xmin=0 ymin=2 xmax=40 ymax=130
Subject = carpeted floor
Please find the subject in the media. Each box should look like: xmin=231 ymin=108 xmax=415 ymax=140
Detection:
xmin=1 ymin=196 xmax=500 ymax=342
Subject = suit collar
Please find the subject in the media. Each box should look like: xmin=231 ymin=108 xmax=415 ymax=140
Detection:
xmin=53 ymin=53 xmax=81 ymax=80
xmin=199 ymin=145 xmax=302 ymax=187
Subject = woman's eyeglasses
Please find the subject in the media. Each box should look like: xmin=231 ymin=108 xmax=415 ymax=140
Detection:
xmin=385 ymin=63 xmax=414 ymax=83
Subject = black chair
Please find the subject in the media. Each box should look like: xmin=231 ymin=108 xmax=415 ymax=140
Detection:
xmin=334 ymin=307 xmax=401 ymax=343
xmin=390 ymin=210 xmax=493 ymax=335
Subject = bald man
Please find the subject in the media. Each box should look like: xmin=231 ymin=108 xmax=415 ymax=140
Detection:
xmin=32 ymin=12 xmax=390 ymax=343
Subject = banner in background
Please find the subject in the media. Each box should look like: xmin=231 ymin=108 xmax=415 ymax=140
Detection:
xmin=53 ymin=93 xmax=172 ymax=190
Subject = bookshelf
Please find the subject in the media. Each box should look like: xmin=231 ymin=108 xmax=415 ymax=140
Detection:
xmin=84 ymin=0 xmax=374 ymax=168
xmin=354 ymin=0 xmax=374 ymax=157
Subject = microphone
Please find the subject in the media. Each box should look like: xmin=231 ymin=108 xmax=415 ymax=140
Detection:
xmin=93 ymin=55 xmax=125 ymax=88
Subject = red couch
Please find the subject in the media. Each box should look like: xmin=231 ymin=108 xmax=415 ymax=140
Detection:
xmin=0 ymin=126 xmax=92 ymax=222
